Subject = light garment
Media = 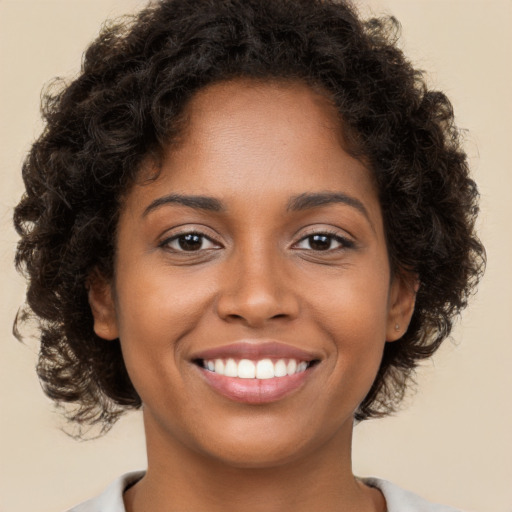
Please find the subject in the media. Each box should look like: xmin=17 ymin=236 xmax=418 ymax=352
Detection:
xmin=67 ymin=471 xmax=463 ymax=512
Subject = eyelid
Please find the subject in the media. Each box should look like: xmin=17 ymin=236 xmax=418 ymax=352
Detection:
xmin=159 ymin=228 xmax=223 ymax=251
xmin=292 ymin=227 xmax=356 ymax=251
xmin=157 ymin=225 xmax=355 ymax=253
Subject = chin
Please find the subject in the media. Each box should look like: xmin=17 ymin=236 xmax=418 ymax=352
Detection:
xmin=190 ymin=416 xmax=343 ymax=470
xmin=202 ymin=439 xmax=310 ymax=470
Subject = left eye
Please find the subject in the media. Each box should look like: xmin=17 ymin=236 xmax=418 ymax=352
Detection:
xmin=163 ymin=233 xmax=220 ymax=252
xmin=294 ymin=233 xmax=349 ymax=251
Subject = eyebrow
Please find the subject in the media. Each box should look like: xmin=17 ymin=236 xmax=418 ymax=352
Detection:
xmin=287 ymin=192 xmax=372 ymax=225
xmin=142 ymin=191 xmax=372 ymax=228
xmin=143 ymin=194 xmax=225 ymax=217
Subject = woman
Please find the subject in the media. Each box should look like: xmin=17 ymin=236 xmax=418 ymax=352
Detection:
xmin=13 ymin=0 xmax=484 ymax=510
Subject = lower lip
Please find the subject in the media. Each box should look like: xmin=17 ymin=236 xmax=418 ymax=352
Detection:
xmin=197 ymin=366 xmax=314 ymax=404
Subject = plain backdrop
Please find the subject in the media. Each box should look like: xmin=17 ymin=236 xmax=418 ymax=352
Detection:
xmin=1 ymin=1 xmax=511 ymax=511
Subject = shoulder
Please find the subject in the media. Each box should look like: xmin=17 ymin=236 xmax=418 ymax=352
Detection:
xmin=362 ymin=477 xmax=465 ymax=512
xmin=65 ymin=471 xmax=145 ymax=512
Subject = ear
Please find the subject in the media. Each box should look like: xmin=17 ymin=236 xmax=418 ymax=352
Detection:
xmin=386 ymin=270 xmax=419 ymax=342
xmin=87 ymin=270 xmax=119 ymax=341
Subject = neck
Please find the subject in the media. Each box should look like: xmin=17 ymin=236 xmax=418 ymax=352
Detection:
xmin=124 ymin=413 xmax=384 ymax=512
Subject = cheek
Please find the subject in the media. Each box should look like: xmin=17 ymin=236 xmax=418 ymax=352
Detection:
xmin=309 ymin=267 xmax=390 ymax=390
xmin=115 ymin=258 xmax=214 ymax=338
xmin=112 ymin=261 xmax=216 ymax=393
xmin=311 ymin=265 xmax=391 ymax=339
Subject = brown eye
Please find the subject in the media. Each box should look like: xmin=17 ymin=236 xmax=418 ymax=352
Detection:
xmin=162 ymin=232 xmax=220 ymax=252
xmin=177 ymin=234 xmax=203 ymax=251
xmin=307 ymin=234 xmax=334 ymax=251
xmin=294 ymin=233 xmax=354 ymax=251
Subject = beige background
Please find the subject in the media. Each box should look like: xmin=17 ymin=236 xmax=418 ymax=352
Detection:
xmin=1 ymin=1 xmax=511 ymax=511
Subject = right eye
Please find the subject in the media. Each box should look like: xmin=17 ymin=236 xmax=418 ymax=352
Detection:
xmin=161 ymin=232 xmax=221 ymax=252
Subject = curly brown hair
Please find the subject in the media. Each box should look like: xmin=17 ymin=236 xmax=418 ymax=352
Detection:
xmin=13 ymin=0 xmax=485 ymax=432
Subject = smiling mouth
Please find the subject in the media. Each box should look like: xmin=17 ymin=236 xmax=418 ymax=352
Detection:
xmin=193 ymin=357 xmax=320 ymax=404
xmin=190 ymin=341 xmax=321 ymax=403
xmin=194 ymin=358 xmax=319 ymax=379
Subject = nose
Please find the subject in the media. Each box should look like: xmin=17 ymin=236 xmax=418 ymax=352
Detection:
xmin=215 ymin=248 xmax=300 ymax=328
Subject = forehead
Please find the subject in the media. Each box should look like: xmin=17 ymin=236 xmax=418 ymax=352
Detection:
xmin=174 ymin=79 xmax=351 ymax=170
xmin=184 ymin=79 xmax=342 ymax=137
xmin=132 ymin=79 xmax=379 ymax=220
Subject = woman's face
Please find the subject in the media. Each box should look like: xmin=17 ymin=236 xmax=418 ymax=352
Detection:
xmin=90 ymin=79 xmax=415 ymax=468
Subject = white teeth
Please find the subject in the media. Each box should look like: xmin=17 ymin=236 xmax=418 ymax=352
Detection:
xmin=297 ymin=361 xmax=308 ymax=373
xmin=203 ymin=358 xmax=311 ymax=379
xmin=286 ymin=359 xmax=297 ymax=375
xmin=274 ymin=359 xmax=287 ymax=377
xmin=238 ymin=359 xmax=256 ymax=379
xmin=214 ymin=359 xmax=225 ymax=375
xmin=256 ymin=359 xmax=274 ymax=379
xmin=224 ymin=358 xmax=238 ymax=377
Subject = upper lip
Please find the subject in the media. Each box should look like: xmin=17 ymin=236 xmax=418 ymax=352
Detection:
xmin=190 ymin=341 xmax=321 ymax=362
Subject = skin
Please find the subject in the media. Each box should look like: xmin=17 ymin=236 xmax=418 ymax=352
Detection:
xmin=89 ymin=79 xmax=416 ymax=512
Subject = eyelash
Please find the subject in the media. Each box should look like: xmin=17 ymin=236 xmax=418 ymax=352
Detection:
xmin=293 ymin=229 xmax=355 ymax=252
xmin=159 ymin=231 xmax=221 ymax=252
xmin=159 ymin=229 xmax=354 ymax=253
